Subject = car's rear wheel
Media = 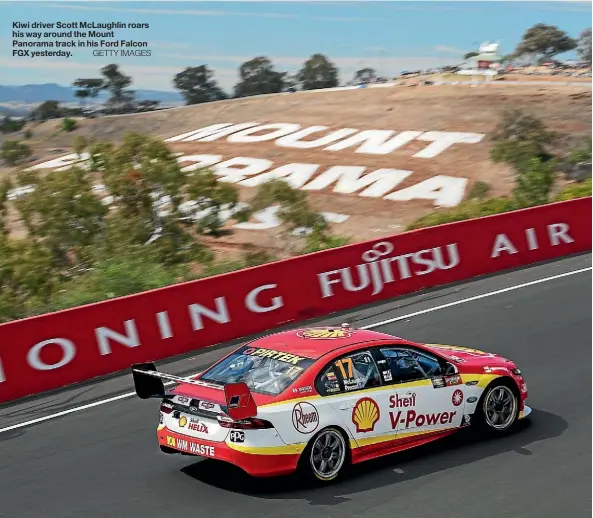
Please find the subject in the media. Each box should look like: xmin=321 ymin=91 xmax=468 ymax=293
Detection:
xmin=302 ymin=427 xmax=348 ymax=483
xmin=476 ymin=381 xmax=519 ymax=434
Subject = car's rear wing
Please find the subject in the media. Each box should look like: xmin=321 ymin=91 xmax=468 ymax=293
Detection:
xmin=131 ymin=362 xmax=257 ymax=420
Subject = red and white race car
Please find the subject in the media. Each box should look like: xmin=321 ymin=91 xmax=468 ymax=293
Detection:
xmin=132 ymin=324 xmax=530 ymax=483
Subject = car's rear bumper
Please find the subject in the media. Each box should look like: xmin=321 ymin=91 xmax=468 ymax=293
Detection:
xmin=157 ymin=427 xmax=300 ymax=477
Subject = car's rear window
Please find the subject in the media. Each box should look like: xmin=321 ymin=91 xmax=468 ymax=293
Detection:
xmin=199 ymin=345 xmax=315 ymax=396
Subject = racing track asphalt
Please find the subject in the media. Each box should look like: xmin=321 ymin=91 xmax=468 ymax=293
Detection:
xmin=0 ymin=254 xmax=591 ymax=518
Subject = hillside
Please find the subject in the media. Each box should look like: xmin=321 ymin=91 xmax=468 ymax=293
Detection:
xmin=3 ymin=82 xmax=591 ymax=254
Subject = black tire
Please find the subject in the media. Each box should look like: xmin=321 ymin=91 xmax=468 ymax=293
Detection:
xmin=299 ymin=427 xmax=350 ymax=484
xmin=474 ymin=379 xmax=520 ymax=435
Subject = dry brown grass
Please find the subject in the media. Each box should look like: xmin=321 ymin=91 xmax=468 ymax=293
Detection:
xmin=2 ymin=82 xmax=591 ymax=255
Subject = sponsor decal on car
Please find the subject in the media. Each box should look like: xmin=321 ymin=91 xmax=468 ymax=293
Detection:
xmin=445 ymin=375 xmax=462 ymax=386
xmin=465 ymin=380 xmax=478 ymax=386
xmin=198 ymin=400 xmax=216 ymax=411
xmin=242 ymin=347 xmax=308 ymax=365
xmin=166 ymin=436 xmax=215 ymax=457
xmin=296 ymin=328 xmax=353 ymax=339
xmin=467 ymin=396 xmax=478 ymax=403
xmin=382 ymin=370 xmax=393 ymax=382
xmin=292 ymin=385 xmax=314 ymax=395
xmin=177 ymin=396 xmax=190 ymax=404
xmin=389 ymin=393 xmax=417 ymax=408
xmin=179 ymin=416 xmax=188 ymax=427
xmin=188 ymin=418 xmax=208 ymax=433
xmin=431 ymin=377 xmax=446 ymax=388
xmin=352 ymin=397 xmax=380 ymax=433
xmin=229 ymin=430 xmax=245 ymax=443
xmin=292 ymin=402 xmax=320 ymax=434
xmin=452 ymin=389 xmax=464 ymax=407
xmin=390 ymin=409 xmax=458 ymax=429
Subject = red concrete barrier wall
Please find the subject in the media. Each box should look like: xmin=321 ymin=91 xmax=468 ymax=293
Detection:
xmin=0 ymin=197 xmax=591 ymax=403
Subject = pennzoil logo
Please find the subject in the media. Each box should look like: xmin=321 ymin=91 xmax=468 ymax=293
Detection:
xmin=352 ymin=397 xmax=380 ymax=433
xmin=297 ymin=328 xmax=353 ymax=340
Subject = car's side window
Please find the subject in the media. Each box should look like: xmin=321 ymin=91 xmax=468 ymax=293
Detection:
xmin=380 ymin=348 xmax=428 ymax=384
xmin=411 ymin=350 xmax=445 ymax=377
xmin=316 ymin=365 xmax=342 ymax=396
xmin=335 ymin=351 xmax=382 ymax=392
xmin=316 ymin=351 xmax=382 ymax=396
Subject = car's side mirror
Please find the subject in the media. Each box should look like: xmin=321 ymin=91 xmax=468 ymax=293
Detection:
xmin=444 ymin=362 xmax=458 ymax=376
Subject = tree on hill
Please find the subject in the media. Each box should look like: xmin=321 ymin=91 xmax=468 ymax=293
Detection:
xmin=296 ymin=54 xmax=339 ymax=90
xmin=464 ymin=51 xmax=479 ymax=60
xmin=233 ymin=57 xmax=286 ymax=97
xmin=353 ymin=67 xmax=377 ymax=83
xmin=72 ymin=78 xmax=104 ymax=109
xmin=173 ymin=65 xmax=228 ymax=105
xmin=100 ymin=64 xmax=135 ymax=112
xmin=514 ymin=23 xmax=577 ymax=63
xmin=578 ymin=28 xmax=592 ymax=64
xmin=31 ymin=100 xmax=63 ymax=121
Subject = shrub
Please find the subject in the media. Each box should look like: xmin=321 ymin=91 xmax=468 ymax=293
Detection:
xmin=62 ymin=117 xmax=77 ymax=132
xmin=554 ymin=178 xmax=592 ymax=201
xmin=467 ymin=180 xmax=492 ymax=200
xmin=407 ymin=198 xmax=517 ymax=230
xmin=1 ymin=140 xmax=32 ymax=165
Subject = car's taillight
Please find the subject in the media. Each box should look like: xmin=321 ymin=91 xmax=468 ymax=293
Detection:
xmin=160 ymin=401 xmax=174 ymax=414
xmin=217 ymin=415 xmax=273 ymax=429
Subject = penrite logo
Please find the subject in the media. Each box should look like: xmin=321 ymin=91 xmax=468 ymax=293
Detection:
xmin=317 ymin=241 xmax=460 ymax=298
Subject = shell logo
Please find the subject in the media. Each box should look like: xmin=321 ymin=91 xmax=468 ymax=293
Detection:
xmin=352 ymin=397 xmax=380 ymax=433
xmin=297 ymin=328 xmax=353 ymax=340
xmin=179 ymin=416 xmax=187 ymax=427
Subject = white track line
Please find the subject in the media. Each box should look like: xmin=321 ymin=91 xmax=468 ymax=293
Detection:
xmin=1 ymin=265 xmax=590 ymax=434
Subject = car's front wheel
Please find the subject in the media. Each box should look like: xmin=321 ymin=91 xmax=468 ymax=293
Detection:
xmin=302 ymin=427 xmax=349 ymax=483
xmin=477 ymin=381 xmax=519 ymax=434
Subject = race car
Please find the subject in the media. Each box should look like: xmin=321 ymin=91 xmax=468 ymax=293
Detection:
xmin=132 ymin=324 xmax=530 ymax=483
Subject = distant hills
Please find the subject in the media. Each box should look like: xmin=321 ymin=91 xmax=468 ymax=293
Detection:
xmin=0 ymin=83 xmax=184 ymax=104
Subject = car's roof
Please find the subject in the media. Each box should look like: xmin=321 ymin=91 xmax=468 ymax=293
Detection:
xmin=246 ymin=325 xmax=401 ymax=360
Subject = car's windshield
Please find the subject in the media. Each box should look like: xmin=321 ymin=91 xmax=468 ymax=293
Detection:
xmin=199 ymin=345 xmax=315 ymax=396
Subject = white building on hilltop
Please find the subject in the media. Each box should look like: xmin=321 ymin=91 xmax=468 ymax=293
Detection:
xmin=457 ymin=41 xmax=503 ymax=76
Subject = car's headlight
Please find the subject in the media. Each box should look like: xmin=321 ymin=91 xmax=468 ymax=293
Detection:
xmin=511 ymin=368 xmax=522 ymax=376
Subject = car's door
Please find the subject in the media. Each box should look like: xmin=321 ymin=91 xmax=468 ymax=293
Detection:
xmin=378 ymin=346 xmax=466 ymax=438
xmin=316 ymin=349 xmax=395 ymax=449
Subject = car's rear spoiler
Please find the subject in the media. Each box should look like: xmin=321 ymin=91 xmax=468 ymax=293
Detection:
xmin=131 ymin=362 xmax=257 ymax=420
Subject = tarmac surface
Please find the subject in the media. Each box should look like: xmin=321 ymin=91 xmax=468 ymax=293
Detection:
xmin=0 ymin=254 xmax=591 ymax=518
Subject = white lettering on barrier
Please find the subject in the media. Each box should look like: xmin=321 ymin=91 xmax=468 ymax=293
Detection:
xmin=244 ymin=284 xmax=284 ymax=313
xmin=157 ymin=311 xmax=173 ymax=339
xmin=548 ymin=223 xmax=574 ymax=246
xmin=25 ymin=153 xmax=468 ymax=207
xmin=189 ymin=297 xmax=230 ymax=331
xmin=490 ymin=223 xmax=574 ymax=258
xmin=96 ymin=320 xmax=140 ymax=356
xmin=0 ymin=358 xmax=5 ymax=383
xmin=317 ymin=241 xmax=460 ymax=298
xmin=491 ymin=234 xmax=518 ymax=257
xmin=27 ymin=338 xmax=76 ymax=371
